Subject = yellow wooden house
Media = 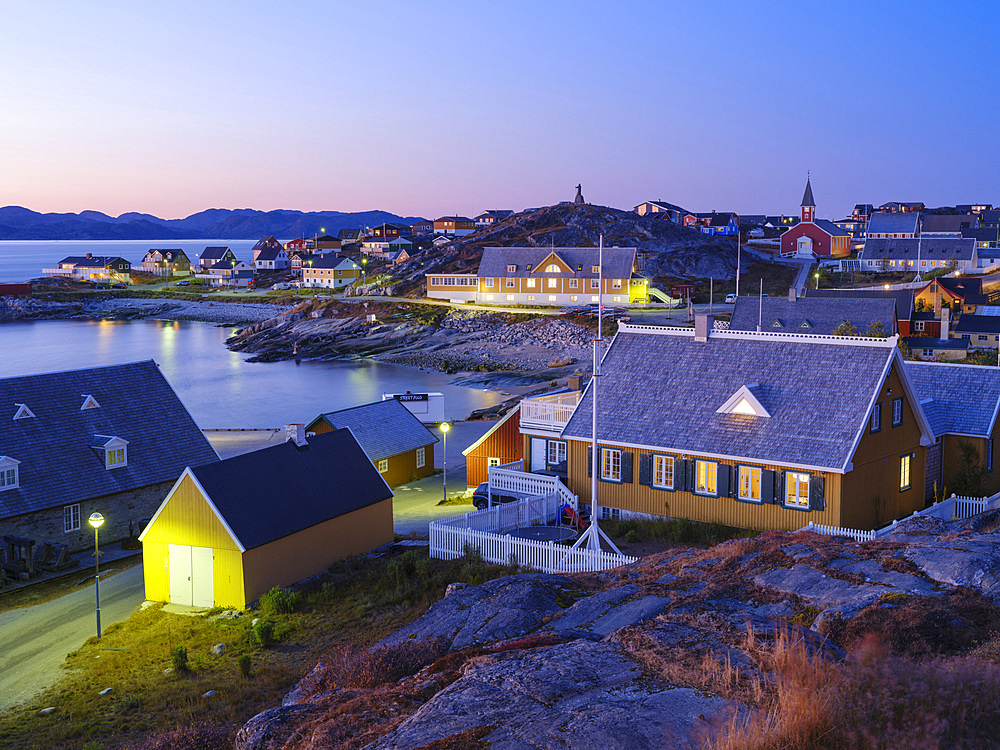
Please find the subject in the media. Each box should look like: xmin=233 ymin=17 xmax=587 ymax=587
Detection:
xmin=139 ymin=427 xmax=393 ymax=608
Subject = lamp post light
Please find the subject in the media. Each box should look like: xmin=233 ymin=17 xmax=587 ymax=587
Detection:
xmin=440 ymin=422 xmax=451 ymax=503
xmin=89 ymin=512 xmax=105 ymax=638
xmin=814 ymin=271 xmax=820 ymax=290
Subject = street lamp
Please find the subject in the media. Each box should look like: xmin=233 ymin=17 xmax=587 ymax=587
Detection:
xmin=439 ymin=422 xmax=451 ymax=503
xmin=814 ymin=272 xmax=820 ymax=290
xmin=89 ymin=512 xmax=104 ymax=638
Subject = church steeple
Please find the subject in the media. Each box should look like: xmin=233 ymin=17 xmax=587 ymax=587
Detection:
xmin=801 ymin=173 xmax=815 ymax=223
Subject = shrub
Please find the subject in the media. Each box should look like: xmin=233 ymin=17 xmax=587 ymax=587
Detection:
xmin=253 ymin=620 xmax=276 ymax=648
xmin=171 ymin=645 xmax=189 ymax=673
xmin=259 ymin=586 xmax=300 ymax=615
xmin=320 ymin=638 xmax=447 ymax=690
xmin=122 ymin=722 xmax=232 ymax=750
xmin=237 ymin=653 xmax=252 ymax=678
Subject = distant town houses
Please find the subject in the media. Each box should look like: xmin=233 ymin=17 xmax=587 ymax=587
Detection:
xmin=858 ymin=238 xmax=977 ymax=273
xmin=337 ymin=228 xmax=364 ymax=243
xmin=694 ymin=211 xmax=739 ymax=236
xmin=43 ymin=254 xmax=132 ymax=284
xmin=409 ymin=219 xmax=434 ymax=235
xmin=251 ymin=236 xmax=283 ymax=260
xmin=301 ymin=254 xmax=361 ymax=289
xmin=253 ymin=246 xmax=290 ymax=272
xmin=195 ymin=246 xmax=238 ymax=271
xmin=140 ymin=248 xmax=190 ymax=277
xmin=206 ymin=260 xmax=254 ymax=288
xmin=426 ymin=246 xmax=649 ymax=306
xmin=475 ymin=210 xmax=514 ymax=229
xmin=433 ymin=216 xmax=476 ymax=236
xmin=371 ymin=222 xmax=411 ymax=239
xmin=362 ymin=235 xmax=413 ymax=261
xmin=634 ymin=200 xmax=693 ymax=223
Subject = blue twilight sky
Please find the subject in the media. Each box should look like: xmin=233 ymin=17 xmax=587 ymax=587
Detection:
xmin=1 ymin=1 xmax=997 ymax=220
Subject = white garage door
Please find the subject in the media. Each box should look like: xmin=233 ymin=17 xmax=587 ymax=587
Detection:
xmin=168 ymin=544 xmax=215 ymax=608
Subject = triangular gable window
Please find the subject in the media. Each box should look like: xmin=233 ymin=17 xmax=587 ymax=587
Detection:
xmin=81 ymin=395 xmax=100 ymax=410
xmin=771 ymin=319 xmax=783 ymax=329
xmin=717 ymin=385 xmax=771 ymax=418
xmin=13 ymin=404 xmax=34 ymax=420
xmin=799 ymin=320 xmax=812 ymax=329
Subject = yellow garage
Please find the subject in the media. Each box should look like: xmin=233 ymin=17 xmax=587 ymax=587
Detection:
xmin=139 ymin=427 xmax=393 ymax=609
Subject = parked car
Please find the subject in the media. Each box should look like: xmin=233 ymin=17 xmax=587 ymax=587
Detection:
xmin=472 ymin=482 xmax=521 ymax=511
xmin=175 ymin=280 xmax=191 ymax=286
xmin=725 ymin=294 xmax=737 ymax=304
xmin=111 ymin=283 xmax=127 ymax=288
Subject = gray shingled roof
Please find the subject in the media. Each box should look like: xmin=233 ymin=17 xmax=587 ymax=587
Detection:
xmin=188 ymin=428 xmax=393 ymax=550
xmin=904 ymin=361 xmax=1000 ymax=437
xmin=953 ymin=314 xmax=1000 ymax=335
xmin=0 ymin=361 xmax=218 ymax=520
xmin=801 ymin=178 xmax=815 ymax=207
xmin=308 ymin=399 xmax=438 ymax=462
xmin=255 ymin=247 xmax=286 ymax=261
xmin=921 ymin=214 xmax=978 ymax=233
xmin=560 ymin=328 xmax=899 ymax=471
xmin=309 ymin=254 xmax=357 ymax=269
xmin=808 ymin=289 xmax=915 ymax=319
xmin=729 ymin=297 xmax=896 ymax=336
xmin=814 ymin=219 xmax=850 ymax=237
xmin=201 ymin=246 xmax=233 ymax=260
xmin=478 ymin=247 xmax=637 ymax=279
xmin=867 ymin=212 xmax=920 ymax=234
xmin=861 ymin=237 xmax=976 ymax=262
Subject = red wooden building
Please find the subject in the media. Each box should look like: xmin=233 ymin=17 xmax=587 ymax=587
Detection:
xmin=462 ymin=408 xmax=522 ymax=488
xmin=780 ymin=177 xmax=850 ymax=258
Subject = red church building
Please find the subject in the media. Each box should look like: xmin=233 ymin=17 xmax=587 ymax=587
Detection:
xmin=779 ymin=177 xmax=850 ymax=258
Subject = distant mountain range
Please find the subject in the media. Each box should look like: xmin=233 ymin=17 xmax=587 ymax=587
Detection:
xmin=0 ymin=206 xmax=427 ymax=240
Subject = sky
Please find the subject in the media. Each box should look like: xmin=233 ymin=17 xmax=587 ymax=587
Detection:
xmin=2 ymin=1 xmax=998 ymax=220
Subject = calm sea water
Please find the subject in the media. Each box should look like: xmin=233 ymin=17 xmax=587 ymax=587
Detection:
xmin=0 ymin=319 xmax=504 ymax=427
xmin=0 ymin=239 xmax=262 ymax=283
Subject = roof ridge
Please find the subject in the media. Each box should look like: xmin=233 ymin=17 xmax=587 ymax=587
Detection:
xmin=618 ymin=323 xmax=898 ymax=347
xmin=0 ymin=359 xmax=157 ymax=384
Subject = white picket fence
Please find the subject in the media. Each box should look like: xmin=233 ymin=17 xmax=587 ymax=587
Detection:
xmin=800 ymin=492 xmax=1000 ymax=542
xmin=487 ymin=467 xmax=578 ymax=508
xmin=429 ymin=492 xmax=637 ymax=573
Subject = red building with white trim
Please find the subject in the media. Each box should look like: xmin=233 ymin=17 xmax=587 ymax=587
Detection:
xmin=780 ymin=177 xmax=850 ymax=258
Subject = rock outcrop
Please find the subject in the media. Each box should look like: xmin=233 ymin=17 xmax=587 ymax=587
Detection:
xmin=236 ymin=511 xmax=1000 ymax=749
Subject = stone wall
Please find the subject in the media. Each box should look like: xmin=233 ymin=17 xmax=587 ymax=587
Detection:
xmin=0 ymin=481 xmax=174 ymax=554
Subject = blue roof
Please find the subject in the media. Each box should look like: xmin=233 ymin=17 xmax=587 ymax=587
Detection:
xmin=561 ymin=326 xmax=902 ymax=471
xmin=904 ymin=361 xmax=1000 ymax=437
xmin=0 ymin=361 xmax=218 ymax=520
xmin=307 ymin=399 xmax=438 ymax=462
xmin=729 ymin=297 xmax=896 ymax=336
xmin=186 ymin=428 xmax=392 ymax=550
xmin=867 ymin=212 xmax=920 ymax=234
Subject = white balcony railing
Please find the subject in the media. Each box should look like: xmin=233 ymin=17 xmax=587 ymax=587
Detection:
xmin=519 ymin=391 xmax=581 ymax=431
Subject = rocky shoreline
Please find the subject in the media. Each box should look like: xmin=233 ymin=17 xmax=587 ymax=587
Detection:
xmin=0 ymin=296 xmax=289 ymax=326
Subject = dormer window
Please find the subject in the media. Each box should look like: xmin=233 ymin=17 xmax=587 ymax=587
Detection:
xmin=507 ymin=264 xmax=516 ymax=273
xmin=717 ymin=385 xmax=771 ymax=418
xmin=93 ymin=435 xmax=128 ymax=469
xmin=591 ymin=265 xmax=600 ymax=273
xmin=13 ymin=403 xmax=34 ymax=420
xmin=81 ymin=395 xmax=100 ymax=410
xmin=0 ymin=456 xmax=20 ymax=490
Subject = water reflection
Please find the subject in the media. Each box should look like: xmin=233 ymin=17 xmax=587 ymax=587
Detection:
xmin=0 ymin=319 xmax=503 ymax=428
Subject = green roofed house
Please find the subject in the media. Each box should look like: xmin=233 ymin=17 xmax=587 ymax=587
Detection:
xmin=305 ymin=399 xmax=438 ymax=487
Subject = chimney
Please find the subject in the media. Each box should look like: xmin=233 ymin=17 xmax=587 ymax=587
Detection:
xmin=694 ymin=313 xmax=713 ymax=342
xmin=788 ymin=286 xmax=797 ymax=302
xmin=285 ymin=423 xmax=307 ymax=447
xmin=940 ymin=308 xmax=950 ymax=342
xmin=567 ymin=373 xmax=589 ymax=392
xmin=86 ymin=252 xmax=93 ymax=259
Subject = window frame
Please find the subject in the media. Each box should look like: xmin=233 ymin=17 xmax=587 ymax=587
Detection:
xmin=989 ymin=439 xmax=995 ymax=474
xmin=415 ymin=447 xmax=426 ymax=469
xmin=0 ymin=462 xmax=18 ymax=491
xmin=738 ymin=465 xmax=763 ymax=503
xmin=64 ymin=503 xmax=81 ymax=533
xmin=694 ymin=459 xmax=718 ymax=497
xmin=378 ymin=458 xmax=388 ymax=473
xmin=784 ymin=471 xmax=810 ymax=509
xmin=590 ymin=278 xmax=600 ymax=289
xmin=569 ymin=278 xmax=579 ymax=289
xmin=652 ymin=454 xmax=674 ymax=490
xmin=870 ymin=402 xmax=882 ymax=433
xmin=487 ymin=457 xmax=501 ymax=468
xmin=600 ymin=447 xmax=622 ymax=482
xmin=106 ymin=446 xmax=127 ymax=469
xmin=506 ymin=277 xmax=515 ymax=288
xmin=547 ymin=440 xmax=567 ymax=465
xmin=891 ymin=397 xmax=903 ymax=427
xmin=899 ymin=452 xmax=913 ymax=491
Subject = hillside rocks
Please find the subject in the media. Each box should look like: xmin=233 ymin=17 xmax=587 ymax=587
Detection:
xmin=236 ymin=513 xmax=1000 ymax=749
xmin=0 ymin=296 xmax=288 ymax=325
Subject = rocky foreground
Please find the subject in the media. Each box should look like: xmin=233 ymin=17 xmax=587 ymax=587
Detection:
xmin=0 ymin=296 xmax=289 ymax=325
xmin=228 ymin=302 xmax=595 ymax=381
xmin=235 ymin=512 xmax=1000 ymax=749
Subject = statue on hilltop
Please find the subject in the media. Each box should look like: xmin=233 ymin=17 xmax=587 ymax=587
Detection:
xmin=574 ymin=184 xmax=585 ymax=204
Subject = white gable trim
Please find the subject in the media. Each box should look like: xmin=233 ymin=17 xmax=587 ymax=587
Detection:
xmin=462 ymin=407 xmax=519 ymax=456
xmin=13 ymin=403 xmax=34 ymax=420
xmin=343 ymin=426 xmax=394 ymax=497
xmin=138 ymin=467 xmax=246 ymax=552
xmin=81 ymin=394 xmax=100 ymax=410
xmin=716 ymin=385 xmax=771 ymax=418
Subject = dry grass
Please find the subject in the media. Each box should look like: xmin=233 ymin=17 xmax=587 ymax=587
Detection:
xmin=0 ymin=556 xmax=143 ymax=615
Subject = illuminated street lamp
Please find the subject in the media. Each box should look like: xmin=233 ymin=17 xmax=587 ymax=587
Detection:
xmin=440 ymin=422 xmax=451 ymax=503
xmin=814 ymin=272 xmax=820 ymax=290
xmin=89 ymin=512 xmax=105 ymax=638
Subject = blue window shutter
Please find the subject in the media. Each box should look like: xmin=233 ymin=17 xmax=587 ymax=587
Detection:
xmin=716 ymin=464 xmax=731 ymax=498
xmin=587 ymin=447 xmax=592 ymax=478
xmin=809 ymin=475 xmax=826 ymax=511
xmin=677 ymin=459 xmax=688 ymax=492
xmin=621 ymin=451 xmax=633 ymax=483
xmin=638 ymin=454 xmax=652 ymax=487
xmin=761 ymin=469 xmax=776 ymax=504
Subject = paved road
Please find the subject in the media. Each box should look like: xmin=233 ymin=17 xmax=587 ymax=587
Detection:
xmin=0 ymin=565 xmax=145 ymax=711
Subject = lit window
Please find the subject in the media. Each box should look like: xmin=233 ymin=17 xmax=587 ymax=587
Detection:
xmin=600 ymin=448 xmax=621 ymax=481
xmin=900 ymin=453 xmax=912 ymax=490
xmin=652 ymin=455 xmax=674 ymax=489
xmin=739 ymin=466 xmax=762 ymax=502
xmin=590 ymin=279 xmax=600 ymax=289
xmin=0 ymin=457 xmax=19 ymax=490
xmin=507 ymin=265 xmax=516 ymax=273
xmin=378 ymin=459 xmax=388 ymax=473
xmin=870 ymin=403 xmax=881 ymax=433
xmin=547 ymin=440 xmax=567 ymax=464
xmin=695 ymin=460 xmax=717 ymax=495
xmin=892 ymin=398 xmax=903 ymax=426
xmin=612 ymin=279 xmax=622 ymax=289
xmin=570 ymin=295 xmax=578 ymax=301
xmin=416 ymin=447 xmax=425 ymax=469
xmin=591 ymin=295 xmax=599 ymax=302
xmin=106 ymin=447 xmax=126 ymax=468
xmin=591 ymin=265 xmax=599 ymax=273
xmin=486 ymin=294 xmax=494 ymax=301
xmin=548 ymin=295 xmax=557 ymax=301
xmin=569 ymin=279 xmax=579 ymax=288
xmin=506 ymin=278 xmax=515 ymax=287
xmin=785 ymin=472 xmax=810 ymax=507
xmin=507 ymin=295 xmax=514 ymax=301
xmin=545 ymin=264 xmax=560 ymax=272
xmin=527 ymin=278 xmax=536 ymax=288
xmin=63 ymin=503 xmax=80 ymax=532
xmin=528 ymin=295 xmax=535 ymax=301
xmin=548 ymin=277 xmax=557 ymax=288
